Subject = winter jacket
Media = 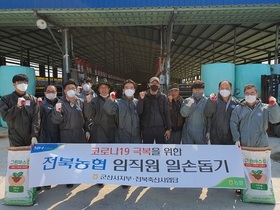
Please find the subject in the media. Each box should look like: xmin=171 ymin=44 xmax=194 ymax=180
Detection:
xmin=52 ymin=96 xmax=87 ymax=143
xmin=204 ymin=94 xmax=239 ymax=145
xmin=230 ymin=99 xmax=280 ymax=147
xmin=0 ymin=91 xmax=40 ymax=146
xmin=104 ymin=95 xmax=141 ymax=143
xmin=180 ymin=95 xmax=210 ymax=144
xmin=169 ymin=96 xmax=184 ymax=131
xmin=39 ymin=97 xmax=60 ymax=143
xmin=137 ymin=91 xmax=171 ymax=131
xmin=84 ymin=95 xmax=117 ymax=143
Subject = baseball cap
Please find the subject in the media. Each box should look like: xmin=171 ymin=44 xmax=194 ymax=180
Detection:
xmin=169 ymin=84 xmax=179 ymax=91
xmin=149 ymin=77 xmax=160 ymax=83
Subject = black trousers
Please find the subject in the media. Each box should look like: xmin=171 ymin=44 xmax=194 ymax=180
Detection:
xmin=142 ymin=126 xmax=166 ymax=144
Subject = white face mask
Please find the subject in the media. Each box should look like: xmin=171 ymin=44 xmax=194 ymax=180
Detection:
xmin=45 ymin=93 xmax=57 ymax=100
xmin=245 ymin=95 xmax=256 ymax=104
xmin=67 ymin=90 xmax=76 ymax=98
xmin=219 ymin=89 xmax=231 ymax=98
xmin=124 ymin=89 xmax=135 ymax=97
xmin=16 ymin=83 xmax=28 ymax=92
xmin=100 ymin=94 xmax=109 ymax=98
xmin=83 ymin=84 xmax=90 ymax=91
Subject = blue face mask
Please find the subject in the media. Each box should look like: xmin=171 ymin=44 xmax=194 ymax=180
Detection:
xmin=193 ymin=92 xmax=203 ymax=99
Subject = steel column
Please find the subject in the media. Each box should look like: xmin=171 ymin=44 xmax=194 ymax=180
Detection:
xmin=275 ymin=24 xmax=279 ymax=64
xmin=165 ymin=8 xmax=177 ymax=93
xmin=62 ymin=29 xmax=71 ymax=82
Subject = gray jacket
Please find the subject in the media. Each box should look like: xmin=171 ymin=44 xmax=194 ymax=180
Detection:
xmin=204 ymin=94 xmax=239 ymax=145
xmin=84 ymin=95 xmax=117 ymax=143
xmin=0 ymin=91 xmax=40 ymax=146
xmin=52 ymin=96 xmax=86 ymax=143
xmin=230 ymin=99 xmax=280 ymax=147
xmin=180 ymin=95 xmax=210 ymax=144
xmin=104 ymin=96 xmax=141 ymax=143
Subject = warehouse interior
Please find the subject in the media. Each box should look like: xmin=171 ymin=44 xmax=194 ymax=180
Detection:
xmin=0 ymin=5 xmax=280 ymax=84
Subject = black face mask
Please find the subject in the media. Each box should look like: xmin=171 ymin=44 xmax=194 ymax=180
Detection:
xmin=150 ymin=85 xmax=159 ymax=92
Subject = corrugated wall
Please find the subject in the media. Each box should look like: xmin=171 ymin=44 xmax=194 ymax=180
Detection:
xmin=1 ymin=0 xmax=280 ymax=9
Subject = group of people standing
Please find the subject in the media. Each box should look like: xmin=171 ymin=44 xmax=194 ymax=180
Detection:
xmin=1 ymin=73 xmax=280 ymax=189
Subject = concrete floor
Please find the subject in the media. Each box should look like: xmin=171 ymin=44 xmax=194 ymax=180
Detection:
xmin=0 ymin=127 xmax=280 ymax=210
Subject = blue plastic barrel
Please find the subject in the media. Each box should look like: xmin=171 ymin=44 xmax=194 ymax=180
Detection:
xmin=271 ymin=64 xmax=280 ymax=75
xmin=235 ymin=64 xmax=270 ymax=99
xmin=201 ymin=63 xmax=235 ymax=97
xmin=0 ymin=66 xmax=36 ymax=127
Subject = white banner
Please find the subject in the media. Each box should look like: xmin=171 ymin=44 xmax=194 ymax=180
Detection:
xmin=29 ymin=144 xmax=246 ymax=189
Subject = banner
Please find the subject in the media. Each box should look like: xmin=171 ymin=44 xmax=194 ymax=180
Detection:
xmin=29 ymin=144 xmax=246 ymax=189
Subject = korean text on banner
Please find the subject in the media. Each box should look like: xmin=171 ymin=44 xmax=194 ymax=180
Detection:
xmin=29 ymin=144 xmax=246 ymax=189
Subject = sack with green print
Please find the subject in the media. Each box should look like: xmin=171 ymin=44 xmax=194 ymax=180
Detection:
xmin=4 ymin=146 xmax=36 ymax=206
xmin=241 ymin=147 xmax=275 ymax=204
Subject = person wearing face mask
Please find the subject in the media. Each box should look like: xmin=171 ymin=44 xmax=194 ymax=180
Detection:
xmin=84 ymin=78 xmax=117 ymax=144
xmin=52 ymin=80 xmax=90 ymax=145
xmin=167 ymin=84 xmax=184 ymax=144
xmin=52 ymin=80 xmax=91 ymax=188
xmin=0 ymin=74 xmax=40 ymax=147
xmin=37 ymin=85 xmax=60 ymax=190
xmin=39 ymin=85 xmax=60 ymax=144
xmin=230 ymin=84 xmax=280 ymax=148
xmin=137 ymin=76 xmax=171 ymax=144
xmin=204 ymin=80 xmax=239 ymax=145
xmin=180 ymin=80 xmax=210 ymax=144
xmin=77 ymin=76 xmax=97 ymax=102
xmin=105 ymin=79 xmax=141 ymax=189
xmin=83 ymin=78 xmax=117 ymax=188
xmin=104 ymin=79 xmax=141 ymax=144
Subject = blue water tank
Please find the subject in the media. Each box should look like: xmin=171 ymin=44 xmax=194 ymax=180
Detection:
xmin=271 ymin=64 xmax=280 ymax=75
xmin=201 ymin=63 xmax=235 ymax=97
xmin=0 ymin=66 xmax=36 ymax=127
xmin=235 ymin=64 xmax=271 ymax=99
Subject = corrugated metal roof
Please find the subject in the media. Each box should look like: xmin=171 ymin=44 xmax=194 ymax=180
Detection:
xmin=0 ymin=5 xmax=280 ymax=82
xmin=1 ymin=0 xmax=280 ymax=9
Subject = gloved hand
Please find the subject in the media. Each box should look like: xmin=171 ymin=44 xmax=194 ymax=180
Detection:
xmin=210 ymin=93 xmax=217 ymax=101
xmin=38 ymin=97 xmax=43 ymax=105
xmin=110 ymin=92 xmax=116 ymax=101
xmin=31 ymin=137 xmax=38 ymax=145
xmin=86 ymin=132 xmax=90 ymax=142
xmin=17 ymin=97 xmax=25 ymax=107
xmin=268 ymin=96 xmax=276 ymax=106
xmin=187 ymin=98 xmax=194 ymax=107
xmin=235 ymin=140 xmax=241 ymax=148
xmin=55 ymin=103 xmax=62 ymax=112
xmin=77 ymin=86 xmax=83 ymax=93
